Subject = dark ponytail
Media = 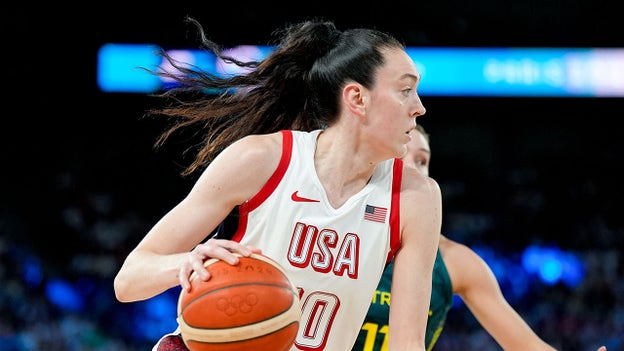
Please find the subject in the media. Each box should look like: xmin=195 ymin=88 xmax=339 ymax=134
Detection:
xmin=146 ymin=17 xmax=402 ymax=176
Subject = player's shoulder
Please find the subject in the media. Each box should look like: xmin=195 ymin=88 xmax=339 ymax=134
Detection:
xmin=228 ymin=131 xmax=284 ymax=162
xmin=439 ymin=235 xmax=493 ymax=286
xmin=439 ymin=235 xmax=472 ymax=258
xmin=236 ymin=131 xmax=284 ymax=147
xmin=400 ymin=163 xmax=441 ymax=197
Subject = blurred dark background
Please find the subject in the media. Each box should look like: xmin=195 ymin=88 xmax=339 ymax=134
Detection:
xmin=2 ymin=3 xmax=623 ymax=350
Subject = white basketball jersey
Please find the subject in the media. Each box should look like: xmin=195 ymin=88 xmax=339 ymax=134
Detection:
xmin=232 ymin=129 xmax=402 ymax=351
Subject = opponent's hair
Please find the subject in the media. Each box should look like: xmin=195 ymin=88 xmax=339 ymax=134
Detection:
xmin=147 ymin=16 xmax=404 ymax=176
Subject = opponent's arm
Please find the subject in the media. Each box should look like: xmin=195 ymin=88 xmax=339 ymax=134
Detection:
xmin=446 ymin=239 xmax=608 ymax=351
xmin=444 ymin=238 xmax=556 ymax=350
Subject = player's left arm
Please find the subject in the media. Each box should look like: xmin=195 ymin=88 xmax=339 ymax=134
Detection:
xmin=388 ymin=168 xmax=442 ymax=351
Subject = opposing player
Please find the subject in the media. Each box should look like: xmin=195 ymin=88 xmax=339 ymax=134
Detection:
xmin=353 ymin=125 xmax=607 ymax=351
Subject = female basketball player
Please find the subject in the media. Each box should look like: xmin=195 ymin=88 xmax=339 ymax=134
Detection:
xmin=114 ymin=17 xmax=441 ymax=351
xmin=353 ymin=125 xmax=607 ymax=351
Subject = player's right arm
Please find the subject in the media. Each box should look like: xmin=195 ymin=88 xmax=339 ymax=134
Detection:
xmin=442 ymin=237 xmax=557 ymax=350
xmin=113 ymin=132 xmax=283 ymax=302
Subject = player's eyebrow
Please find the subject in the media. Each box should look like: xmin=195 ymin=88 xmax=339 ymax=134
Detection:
xmin=400 ymin=73 xmax=421 ymax=83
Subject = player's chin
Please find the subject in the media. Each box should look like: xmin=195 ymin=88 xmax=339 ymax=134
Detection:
xmin=393 ymin=144 xmax=408 ymax=160
xmin=395 ymin=148 xmax=407 ymax=158
xmin=401 ymin=132 xmax=412 ymax=147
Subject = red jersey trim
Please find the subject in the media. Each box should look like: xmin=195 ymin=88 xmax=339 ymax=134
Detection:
xmin=387 ymin=157 xmax=403 ymax=263
xmin=233 ymin=130 xmax=293 ymax=242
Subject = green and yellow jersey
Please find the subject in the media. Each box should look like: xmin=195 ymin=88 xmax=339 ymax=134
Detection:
xmin=353 ymin=249 xmax=453 ymax=351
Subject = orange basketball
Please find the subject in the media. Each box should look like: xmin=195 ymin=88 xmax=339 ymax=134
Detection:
xmin=177 ymin=253 xmax=301 ymax=351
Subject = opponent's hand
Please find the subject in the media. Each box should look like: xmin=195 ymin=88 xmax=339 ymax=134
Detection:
xmin=178 ymin=238 xmax=262 ymax=290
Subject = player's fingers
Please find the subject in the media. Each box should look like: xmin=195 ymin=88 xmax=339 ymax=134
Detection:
xmin=178 ymin=249 xmax=210 ymax=291
xmin=178 ymin=264 xmax=194 ymax=291
xmin=179 ymin=240 xmax=261 ymax=290
xmin=203 ymin=239 xmax=254 ymax=263
xmin=179 ymin=271 xmax=189 ymax=291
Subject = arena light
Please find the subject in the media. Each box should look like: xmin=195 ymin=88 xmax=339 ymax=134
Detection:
xmin=521 ymin=245 xmax=584 ymax=287
xmin=98 ymin=44 xmax=624 ymax=97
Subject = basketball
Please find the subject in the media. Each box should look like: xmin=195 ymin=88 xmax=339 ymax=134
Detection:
xmin=177 ymin=253 xmax=301 ymax=351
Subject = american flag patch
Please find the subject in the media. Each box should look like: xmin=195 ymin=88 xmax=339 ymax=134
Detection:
xmin=364 ymin=205 xmax=387 ymax=223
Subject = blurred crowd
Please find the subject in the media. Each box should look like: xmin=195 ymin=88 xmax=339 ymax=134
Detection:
xmin=1 ymin=162 xmax=621 ymax=351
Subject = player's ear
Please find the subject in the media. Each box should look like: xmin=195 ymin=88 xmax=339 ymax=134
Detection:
xmin=342 ymin=83 xmax=366 ymax=117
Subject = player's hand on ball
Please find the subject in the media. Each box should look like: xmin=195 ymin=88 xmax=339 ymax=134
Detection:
xmin=179 ymin=238 xmax=262 ymax=291
xmin=177 ymin=253 xmax=300 ymax=351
